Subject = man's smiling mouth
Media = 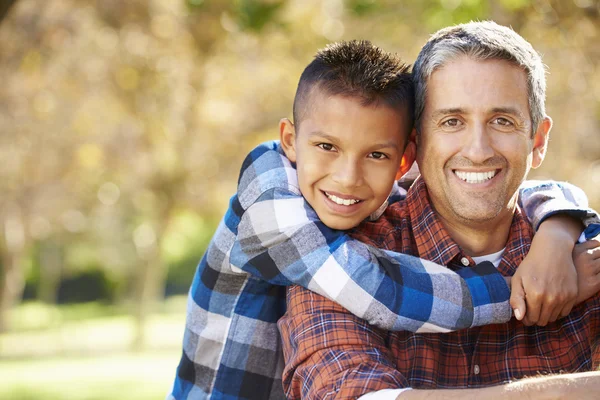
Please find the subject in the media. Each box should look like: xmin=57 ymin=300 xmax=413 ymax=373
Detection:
xmin=454 ymin=170 xmax=498 ymax=184
xmin=324 ymin=192 xmax=362 ymax=206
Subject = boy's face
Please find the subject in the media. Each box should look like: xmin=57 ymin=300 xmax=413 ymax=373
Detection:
xmin=281 ymin=90 xmax=412 ymax=230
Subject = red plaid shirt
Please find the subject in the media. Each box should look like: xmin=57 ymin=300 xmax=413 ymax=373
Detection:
xmin=279 ymin=178 xmax=600 ymax=399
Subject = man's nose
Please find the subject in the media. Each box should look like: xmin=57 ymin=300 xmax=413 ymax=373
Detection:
xmin=331 ymin=157 xmax=364 ymax=188
xmin=461 ymin=124 xmax=495 ymax=163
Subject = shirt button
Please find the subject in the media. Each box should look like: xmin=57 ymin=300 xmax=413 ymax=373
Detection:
xmin=461 ymin=257 xmax=470 ymax=266
xmin=473 ymin=365 xmax=480 ymax=375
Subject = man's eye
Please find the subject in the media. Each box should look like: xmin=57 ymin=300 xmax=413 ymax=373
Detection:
xmin=369 ymin=152 xmax=388 ymax=160
xmin=317 ymin=143 xmax=335 ymax=151
xmin=493 ymin=117 xmax=513 ymax=126
xmin=441 ymin=118 xmax=461 ymax=128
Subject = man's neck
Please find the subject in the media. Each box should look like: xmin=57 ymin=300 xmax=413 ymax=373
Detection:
xmin=435 ymin=207 xmax=515 ymax=257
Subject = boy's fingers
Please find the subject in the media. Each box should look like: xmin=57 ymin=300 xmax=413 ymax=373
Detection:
xmin=559 ymin=301 xmax=575 ymax=319
xmin=579 ymin=239 xmax=600 ymax=251
xmin=536 ymin=303 xmax=552 ymax=326
xmin=524 ymin=294 xmax=542 ymax=326
xmin=588 ymin=246 xmax=600 ymax=260
xmin=548 ymin=303 xmax=563 ymax=323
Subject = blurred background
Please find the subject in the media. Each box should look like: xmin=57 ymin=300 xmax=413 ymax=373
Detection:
xmin=0 ymin=0 xmax=598 ymax=399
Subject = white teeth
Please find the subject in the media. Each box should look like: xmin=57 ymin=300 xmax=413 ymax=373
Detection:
xmin=325 ymin=192 xmax=360 ymax=206
xmin=455 ymin=170 xmax=497 ymax=184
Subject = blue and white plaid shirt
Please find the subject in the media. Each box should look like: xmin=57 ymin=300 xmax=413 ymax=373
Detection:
xmin=168 ymin=141 xmax=599 ymax=400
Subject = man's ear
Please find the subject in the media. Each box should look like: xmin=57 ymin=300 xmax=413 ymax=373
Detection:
xmin=532 ymin=116 xmax=552 ymax=169
xmin=279 ymin=118 xmax=297 ymax=162
xmin=395 ymin=137 xmax=417 ymax=180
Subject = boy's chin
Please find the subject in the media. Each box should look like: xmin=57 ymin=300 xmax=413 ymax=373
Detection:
xmin=319 ymin=214 xmax=364 ymax=231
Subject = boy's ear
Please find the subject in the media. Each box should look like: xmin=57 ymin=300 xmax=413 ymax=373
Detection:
xmin=411 ymin=127 xmax=418 ymax=147
xmin=279 ymin=118 xmax=297 ymax=162
xmin=395 ymin=134 xmax=417 ymax=180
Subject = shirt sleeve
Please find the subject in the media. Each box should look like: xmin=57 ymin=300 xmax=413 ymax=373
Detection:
xmin=279 ymin=285 xmax=410 ymax=399
xmin=229 ymin=141 xmax=511 ymax=332
xmin=518 ymin=180 xmax=600 ymax=233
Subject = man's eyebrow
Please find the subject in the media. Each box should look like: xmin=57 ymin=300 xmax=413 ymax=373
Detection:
xmin=430 ymin=107 xmax=528 ymax=120
xmin=430 ymin=108 xmax=465 ymax=119
xmin=491 ymin=107 xmax=527 ymax=120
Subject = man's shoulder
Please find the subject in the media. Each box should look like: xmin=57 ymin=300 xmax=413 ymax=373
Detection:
xmin=351 ymin=200 xmax=412 ymax=251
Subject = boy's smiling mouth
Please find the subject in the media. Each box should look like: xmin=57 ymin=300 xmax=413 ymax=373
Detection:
xmin=324 ymin=191 xmax=362 ymax=206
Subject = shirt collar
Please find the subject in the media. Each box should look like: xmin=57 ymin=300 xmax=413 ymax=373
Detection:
xmin=406 ymin=177 xmax=533 ymax=273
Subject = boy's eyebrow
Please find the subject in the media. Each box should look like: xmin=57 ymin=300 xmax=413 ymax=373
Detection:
xmin=307 ymin=131 xmax=339 ymax=143
xmin=369 ymin=140 xmax=402 ymax=150
xmin=308 ymin=131 xmax=401 ymax=150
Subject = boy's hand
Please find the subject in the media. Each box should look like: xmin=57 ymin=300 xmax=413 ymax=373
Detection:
xmin=573 ymin=239 xmax=600 ymax=304
xmin=510 ymin=215 xmax=581 ymax=326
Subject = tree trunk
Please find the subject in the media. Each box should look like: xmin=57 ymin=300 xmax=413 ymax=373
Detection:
xmin=0 ymin=211 xmax=27 ymax=333
xmin=0 ymin=0 xmax=18 ymax=26
xmin=0 ymin=250 xmax=25 ymax=332
xmin=132 ymin=254 xmax=165 ymax=351
xmin=131 ymin=220 xmax=168 ymax=352
xmin=37 ymin=241 xmax=63 ymax=305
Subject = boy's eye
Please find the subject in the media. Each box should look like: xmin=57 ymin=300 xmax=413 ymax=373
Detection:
xmin=441 ymin=118 xmax=462 ymax=128
xmin=317 ymin=143 xmax=335 ymax=151
xmin=369 ymin=151 xmax=388 ymax=160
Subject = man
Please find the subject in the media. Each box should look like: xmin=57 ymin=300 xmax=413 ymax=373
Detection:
xmin=279 ymin=21 xmax=600 ymax=399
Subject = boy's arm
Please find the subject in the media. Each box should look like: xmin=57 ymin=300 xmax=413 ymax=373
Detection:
xmin=572 ymin=239 xmax=600 ymax=304
xmin=233 ymin=142 xmax=600 ymax=331
xmin=518 ymin=180 xmax=600 ymax=232
xmin=232 ymin=141 xmax=510 ymax=332
xmin=515 ymin=181 xmax=600 ymax=325
xmin=234 ymin=188 xmax=510 ymax=331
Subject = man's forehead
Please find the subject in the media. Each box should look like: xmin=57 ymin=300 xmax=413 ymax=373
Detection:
xmin=424 ymin=57 xmax=529 ymax=113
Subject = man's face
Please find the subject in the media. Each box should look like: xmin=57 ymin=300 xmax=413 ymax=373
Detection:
xmin=416 ymin=56 xmax=550 ymax=229
xmin=281 ymin=91 xmax=411 ymax=230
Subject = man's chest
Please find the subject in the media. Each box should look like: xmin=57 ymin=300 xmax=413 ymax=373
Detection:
xmin=386 ymin=305 xmax=598 ymax=388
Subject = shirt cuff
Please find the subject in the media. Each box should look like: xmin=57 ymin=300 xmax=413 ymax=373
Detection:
xmin=456 ymin=261 xmax=512 ymax=327
xmin=358 ymin=388 xmax=413 ymax=400
xmin=536 ymin=208 xmax=598 ymax=231
xmin=584 ymin=223 xmax=600 ymax=240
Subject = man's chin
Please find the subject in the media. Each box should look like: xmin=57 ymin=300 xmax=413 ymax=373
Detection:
xmin=451 ymin=205 xmax=504 ymax=224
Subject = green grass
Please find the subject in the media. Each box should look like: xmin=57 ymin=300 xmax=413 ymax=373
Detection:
xmin=0 ymin=351 xmax=179 ymax=400
xmin=0 ymin=297 xmax=188 ymax=400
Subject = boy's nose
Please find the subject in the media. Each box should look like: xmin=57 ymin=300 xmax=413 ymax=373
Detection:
xmin=331 ymin=158 xmax=364 ymax=188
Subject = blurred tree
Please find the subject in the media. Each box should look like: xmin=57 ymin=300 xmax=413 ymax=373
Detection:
xmin=0 ymin=0 xmax=18 ymax=24
xmin=0 ymin=0 xmax=598 ymax=342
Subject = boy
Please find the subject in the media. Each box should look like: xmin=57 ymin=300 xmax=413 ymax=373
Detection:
xmin=168 ymin=40 xmax=598 ymax=400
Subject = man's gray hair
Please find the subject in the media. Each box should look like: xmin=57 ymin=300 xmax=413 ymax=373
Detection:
xmin=412 ymin=21 xmax=547 ymax=135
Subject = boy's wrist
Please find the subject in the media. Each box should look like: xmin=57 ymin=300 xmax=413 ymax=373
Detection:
xmin=536 ymin=214 xmax=582 ymax=245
